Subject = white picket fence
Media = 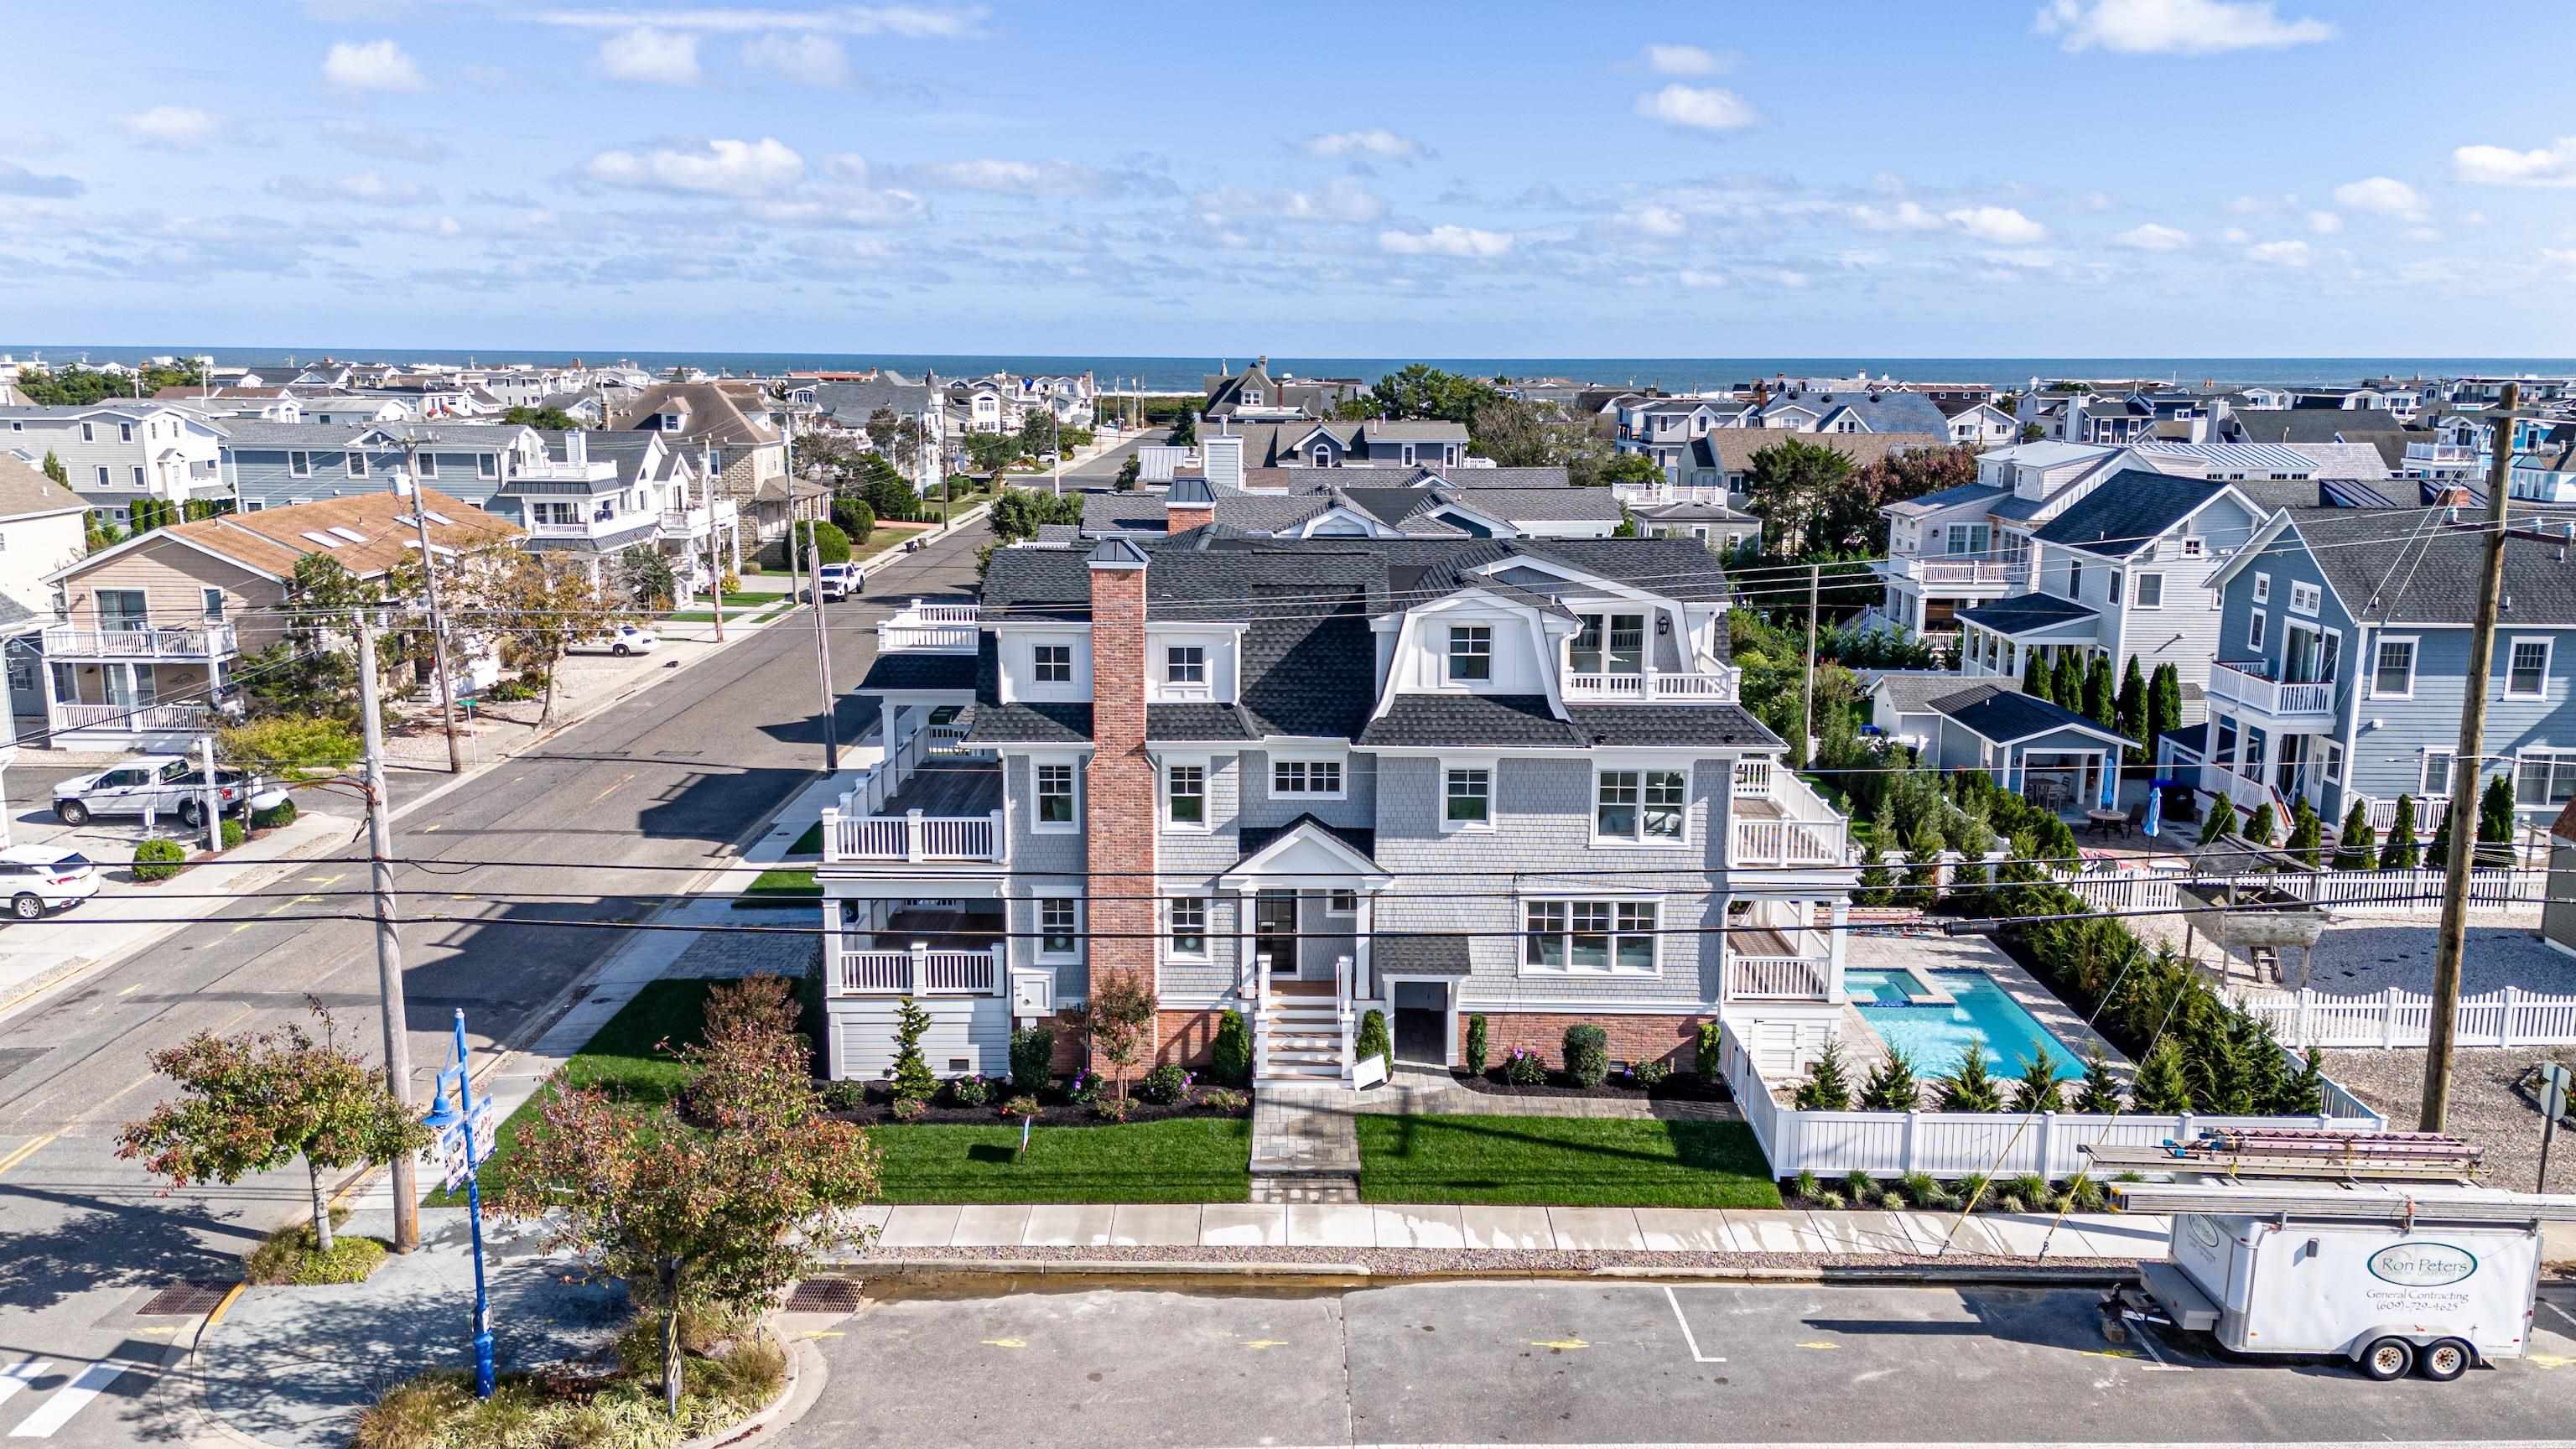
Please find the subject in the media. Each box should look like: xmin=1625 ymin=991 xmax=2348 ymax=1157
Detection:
xmin=2048 ymin=865 xmax=2542 ymax=917
xmin=2241 ymin=984 xmax=2576 ymax=1049
xmin=1719 ymin=1023 xmax=2382 ymax=1180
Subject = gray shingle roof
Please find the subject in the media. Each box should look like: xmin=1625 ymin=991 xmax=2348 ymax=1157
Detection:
xmin=1370 ymin=932 xmax=1470 ymax=975
xmin=1932 ymin=684 xmax=2127 ymax=746
xmin=2279 ymin=506 xmax=2576 ymax=626
xmin=1867 ymin=669 xmax=2017 ymax=714
xmin=2031 ymin=470 xmax=2227 ymax=558
xmin=1357 ymin=694 xmax=1585 ymax=748
xmin=1147 ymin=704 xmax=1255 ymax=740
xmin=1566 ymin=705 xmax=1781 ymax=749
xmin=857 ymin=653 xmax=976 ymax=692
xmin=1885 ymin=481 xmax=2006 ymax=515
xmin=1236 ymin=813 xmax=1377 ymax=865
xmin=1955 ymin=594 xmax=2100 ymax=635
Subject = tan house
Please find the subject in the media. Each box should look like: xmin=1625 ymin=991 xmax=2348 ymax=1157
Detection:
xmin=36 ymin=486 xmax=521 ymax=750
xmin=610 ymin=382 xmax=823 ymax=550
xmin=0 ymin=455 xmax=96 ymax=743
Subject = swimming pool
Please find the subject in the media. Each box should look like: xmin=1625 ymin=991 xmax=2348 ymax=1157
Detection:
xmin=1846 ymin=969 xmax=2084 ymax=1082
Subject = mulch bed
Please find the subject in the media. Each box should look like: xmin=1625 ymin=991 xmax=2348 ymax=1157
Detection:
xmin=1446 ymin=1069 xmax=1731 ymax=1103
xmin=819 ymin=1082 xmax=1254 ymax=1129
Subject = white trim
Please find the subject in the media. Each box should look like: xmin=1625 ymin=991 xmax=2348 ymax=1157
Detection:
xmin=2505 ymin=635 xmax=2553 ymax=700
xmin=1034 ymin=893 xmax=1082 ymax=963
xmin=1161 ymin=759 xmax=1213 ymax=834
xmin=2370 ymin=634 xmax=2418 ymax=699
xmin=2288 ymin=579 xmax=2322 ymax=619
xmin=1589 ymin=762 xmax=1693 ymax=848
xmin=2132 ymin=571 xmax=2164 ymax=610
xmin=2419 ymin=747 xmax=2454 ymax=796
xmin=2247 ymin=608 xmax=2267 ymax=652
xmin=1163 ymin=893 xmax=1212 ymax=963
xmin=1268 ymin=750 xmax=1348 ymax=801
xmin=1030 ymin=754 xmax=1081 ymax=834
xmin=2252 ymin=571 xmax=2271 ymax=604
xmin=1440 ymin=759 xmax=1496 ymax=833
xmin=1442 ymin=622 xmax=1493 ymax=684
xmin=1516 ymin=895 xmax=1664 ymax=978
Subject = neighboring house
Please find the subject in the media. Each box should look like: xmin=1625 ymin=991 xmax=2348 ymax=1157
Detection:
xmin=1747 ymin=387 xmax=1951 ymax=438
xmin=2220 ymin=408 xmax=2414 ymax=474
xmin=34 ymin=487 xmax=521 ymax=750
xmin=610 ymin=383 xmax=815 ymax=545
xmin=1646 ymin=429 xmax=1947 ymax=503
xmin=1613 ymin=397 xmax=1751 ymax=475
xmin=2169 ymin=506 xmax=2576 ymax=837
xmin=1201 ymin=358 xmax=1363 ymax=420
xmin=218 ymin=422 xmax=544 ymax=512
xmin=1935 ymin=398 xmax=2019 ymax=448
xmin=1924 ymin=683 xmax=2134 ymax=810
xmin=1635 ymin=499 xmax=1760 ymax=558
xmin=500 ymin=429 xmax=737 ymax=586
xmin=0 ymin=403 xmax=229 ymax=522
xmin=0 ymin=456 xmax=98 ymax=741
xmin=1078 ymin=475 xmax=1623 ymax=541
xmin=1865 ymin=670 xmax=2016 ymax=752
xmin=828 ymin=528 xmax=1858 ymax=1087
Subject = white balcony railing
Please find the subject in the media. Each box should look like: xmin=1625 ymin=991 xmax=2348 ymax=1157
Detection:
xmin=877 ymin=600 xmax=979 ymax=653
xmin=1729 ymin=760 xmax=1851 ymax=868
xmin=1726 ymin=952 xmax=1832 ymax=1000
xmin=660 ymin=501 xmax=740 ymax=537
xmin=1610 ymin=480 xmax=1730 ymax=508
xmin=834 ymin=944 xmax=1004 ymax=995
xmin=527 ymin=512 xmax=658 ymax=541
xmin=2207 ymin=659 xmax=2333 ymax=719
xmin=43 ymin=623 xmax=237 ymax=658
xmin=1561 ymin=663 xmax=1742 ymax=704
xmin=823 ymin=808 xmax=1002 ymax=863
xmin=52 ymin=701 xmax=215 ymax=733
xmin=2403 ymin=442 xmax=2480 ymax=465
xmin=1877 ymin=554 xmax=2015 ymax=586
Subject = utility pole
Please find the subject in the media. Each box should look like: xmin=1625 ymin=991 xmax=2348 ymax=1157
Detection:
xmin=355 ymin=610 xmax=420 ymax=1252
xmin=403 ymin=444 xmax=465 ymax=773
xmin=2423 ymin=382 xmax=2518 ymax=1132
xmin=699 ymin=465 xmax=724 ymax=644
xmin=806 ymin=519 xmax=839 ymax=774
xmin=1800 ymin=563 xmax=1821 ymax=766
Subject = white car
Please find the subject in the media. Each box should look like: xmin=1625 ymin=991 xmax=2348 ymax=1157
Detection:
xmin=813 ymin=564 xmax=857 ymax=601
xmin=0 ymin=846 xmax=97 ymax=919
xmin=575 ymin=624 xmax=659 ymax=657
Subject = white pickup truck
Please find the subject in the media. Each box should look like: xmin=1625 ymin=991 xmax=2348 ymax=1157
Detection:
xmin=53 ymin=756 xmax=278 ymax=828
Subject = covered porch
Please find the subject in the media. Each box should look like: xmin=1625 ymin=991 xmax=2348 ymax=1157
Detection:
xmin=1953 ymin=595 xmax=2100 ymax=683
xmin=1218 ymin=817 xmax=1392 ymax=1085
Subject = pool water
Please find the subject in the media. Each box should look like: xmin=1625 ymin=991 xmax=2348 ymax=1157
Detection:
xmin=1846 ymin=969 xmax=2084 ymax=1082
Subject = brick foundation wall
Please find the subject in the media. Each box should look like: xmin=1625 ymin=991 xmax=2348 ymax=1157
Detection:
xmin=1084 ymin=549 xmax=1157 ymax=1072
xmin=1460 ymin=1011 xmax=1715 ymax=1072
xmin=1155 ymin=1008 xmax=1225 ymax=1067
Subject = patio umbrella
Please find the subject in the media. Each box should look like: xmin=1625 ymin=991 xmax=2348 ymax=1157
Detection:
xmin=2143 ymin=777 xmax=2167 ymax=838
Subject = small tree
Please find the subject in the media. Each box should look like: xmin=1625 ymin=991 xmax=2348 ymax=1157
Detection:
xmin=2380 ymin=796 xmax=2421 ymax=869
xmin=2477 ymin=772 xmax=2518 ymax=866
xmin=1857 ymin=1047 xmax=1920 ymax=1111
xmin=1794 ymin=1040 xmax=1853 ymax=1110
xmin=2148 ymin=662 xmax=2183 ymax=750
xmin=1210 ymin=1010 xmax=1251 ymax=1086
xmin=2009 ymin=1052 xmax=2063 ymax=1114
xmin=2200 ymin=796 xmax=2240 ymax=849
xmin=119 ymin=1006 xmax=430 ymax=1255
xmin=618 ymin=547 xmax=678 ymax=611
xmin=831 ymin=498 xmax=875 ymax=546
xmin=683 ymin=974 xmax=815 ymax=1130
xmin=1899 ymin=818 xmax=1946 ymax=902
xmin=39 ymin=449 xmax=68 ymax=486
xmin=889 ymin=995 xmax=937 ymax=1104
xmin=1852 ymin=839 xmax=1895 ymax=907
xmin=453 ymin=547 xmax=636 ymax=724
xmin=2115 ymin=657 xmax=2148 ymax=759
xmin=1114 ymin=454 xmax=1141 ymax=491
xmin=1168 ymin=406 xmax=1197 ymax=446
xmin=2051 ymin=652 xmax=2084 ymax=714
xmin=1938 ymin=1042 xmax=2005 ymax=1113
xmin=1008 ymin=1025 xmax=1054 ymax=1094
xmin=2282 ymin=1047 xmax=2329 ymax=1116
xmin=2131 ymin=1037 xmax=2194 ymax=1113
xmin=1078 ymin=970 xmax=1159 ymax=1098
xmin=2071 ymin=1048 xmax=2123 ymax=1114
xmin=2332 ymin=802 xmax=2376 ymax=870
xmin=2022 ymin=650 xmax=2053 ymax=704
xmin=1464 ymin=1014 xmax=1488 ymax=1076
xmin=2283 ymin=798 xmax=2323 ymax=870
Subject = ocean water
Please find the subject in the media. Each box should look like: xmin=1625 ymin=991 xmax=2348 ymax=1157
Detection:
xmin=10 ymin=347 xmax=2576 ymax=394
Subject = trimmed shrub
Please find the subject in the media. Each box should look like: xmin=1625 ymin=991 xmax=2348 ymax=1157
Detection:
xmin=948 ymin=1073 xmax=994 ymax=1109
xmin=1500 ymin=1048 xmax=1547 ymax=1086
xmin=132 ymin=838 xmax=185 ymax=882
xmin=1937 ymin=1042 xmax=2005 ymax=1113
xmin=1793 ymin=1041 xmax=1852 ymax=1109
xmin=831 ymin=499 xmax=875 ymax=546
xmin=2008 ymin=1052 xmax=2062 ymax=1114
xmin=796 ymin=521 xmax=852 ymax=568
xmin=1209 ymin=1010 xmax=1251 ymax=1086
xmin=1200 ymin=1088 xmax=1249 ymax=1114
xmin=1859 ymin=1046 xmax=1921 ymax=1111
xmin=1000 ymin=1094 xmax=1042 ymax=1121
xmin=250 ymin=797 xmax=299 ymax=830
xmin=1135 ymin=1063 xmax=1192 ymax=1105
xmin=1626 ymin=1058 xmax=1671 ymax=1089
xmin=889 ymin=995 xmax=937 ymax=1103
xmin=1088 ymin=1094 xmax=1133 ymax=1122
xmin=888 ymin=1097 xmax=927 ymax=1122
xmin=1356 ymin=1009 xmax=1391 ymax=1069
xmin=818 ymin=1080 xmax=867 ymax=1112
xmin=220 ymin=818 xmax=247 ymax=850
xmin=1008 ymin=1025 xmax=1053 ymax=1095
xmin=1464 ymin=1014 xmax=1488 ymax=1077
xmin=1561 ymin=1023 xmax=1609 ymax=1088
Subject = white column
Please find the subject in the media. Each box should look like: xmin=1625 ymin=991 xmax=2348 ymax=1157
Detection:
xmin=880 ymin=699 xmax=897 ymax=754
xmin=1826 ymin=898 xmax=1849 ymax=1001
xmin=1353 ymin=891 xmax=1374 ymax=1005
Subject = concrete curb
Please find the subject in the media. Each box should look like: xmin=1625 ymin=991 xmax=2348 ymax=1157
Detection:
xmin=828 ymin=1258 xmax=2142 ymax=1289
xmin=676 ymin=1337 xmax=825 ymax=1449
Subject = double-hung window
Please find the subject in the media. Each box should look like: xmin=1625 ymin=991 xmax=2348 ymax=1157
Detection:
xmin=2289 ymin=581 xmax=2322 ymax=617
xmin=2067 ymin=560 xmax=2083 ymax=598
xmin=2519 ymin=752 xmax=2576 ymax=807
xmin=2422 ymin=749 xmax=2454 ymax=796
xmin=1033 ymin=762 xmax=1078 ymax=829
xmin=416 ymin=452 xmax=438 ymax=479
xmin=1523 ymin=900 xmax=1658 ymax=974
xmin=2507 ymin=638 xmax=2551 ymax=699
xmin=1165 ymin=763 xmax=1206 ymax=828
xmin=478 ymin=453 xmax=499 ymax=480
xmin=201 ymin=588 xmax=225 ymax=622
xmin=347 ymin=451 xmax=368 ymax=478
xmin=1945 ymin=522 xmax=1990 ymax=558
xmin=2253 ymin=572 xmax=2272 ymax=604
xmin=1037 ymin=897 xmax=1080 ymax=958
xmin=1443 ymin=766 xmax=1491 ymax=828
xmin=2132 ymin=574 xmax=2164 ymax=610
xmin=1166 ymin=897 xmax=1208 ymax=958
xmin=1595 ymin=769 xmax=1686 ymax=843
xmin=1165 ymin=645 xmax=1207 ymax=692
xmin=1032 ymin=643 xmax=1072 ymax=684
xmin=2373 ymin=638 xmax=2417 ymax=698
xmin=2247 ymin=610 xmax=2267 ymax=652
xmin=1271 ymin=758 xmax=1343 ymax=797
xmin=1446 ymin=625 xmax=1491 ymax=683
xmin=288 ymin=450 xmax=311 ymax=479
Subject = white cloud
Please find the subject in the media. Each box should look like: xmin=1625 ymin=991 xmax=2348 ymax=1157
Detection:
xmin=2033 ymin=0 xmax=2333 ymax=54
xmin=1634 ymin=84 xmax=1757 ymax=132
xmin=2332 ymin=175 xmax=2426 ymax=219
xmin=1623 ymin=205 xmax=1687 ymax=237
xmin=2113 ymin=221 xmax=2191 ymax=250
xmin=1378 ymin=225 xmax=1514 ymax=258
xmin=1677 ymin=268 xmax=1727 ymax=288
xmin=1768 ymin=267 xmax=1810 ymax=288
xmin=1851 ymin=200 xmax=1942 ymax=231
xmin=2306 ymin=210 xmax=2342 ymax=234
xmin=323 ymin=39 xmax=426 ymax=92
xmin=1303 ymin=129 xmax=1420 ymax=160
xmin=124 ymin=106 xmax=218 ymax=148
xmin=527 ymin=6 xmax=979 ymax=38
xmin=743 ymin=32 xmax=848 ymax=86
xmin=2246 ymin=238 xmax=2312 ymax=267
xmin=267 ymin=170 xmax=437 ymax=205
xmin=586 ymin=137 xmax=805 ymax=196
xmin=1196 ymin=177 xmax=1383 ymax=224
xmin=2542 ymin=247 xmax=2576 ymax=271
xmin=1644 ymin=44 xmax=1727 ymax=75
xmin=2080 ymin=190 xmax=2115 ymax=211
xmin=2454 ymin=137 xmax=2576 ymax=188
xmin=600 ymin=28 xmax=701 ymax=84
xmin=1945 ymin=205 xmax=2047 ymax=244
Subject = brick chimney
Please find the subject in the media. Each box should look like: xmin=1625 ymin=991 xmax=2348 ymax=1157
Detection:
xmin=1084 ymin=537 xmax=1157 ymax=1071
xmin=1165 ymin=475 xmax=1217 ymax=535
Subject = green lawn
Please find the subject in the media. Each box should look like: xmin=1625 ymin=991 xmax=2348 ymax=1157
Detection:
xmin=784 ymin=822 xmax=824 ymax=856
xmin=431 ymin=979 xmax=714 ymax=1205
xmin=1353 ymin=1114 xmax=1780 ymax=1208
xmin=869 ymin=1118 xmax=1251 ymax=1204
xmin=730 ymin=866 xmax=818 ymax=907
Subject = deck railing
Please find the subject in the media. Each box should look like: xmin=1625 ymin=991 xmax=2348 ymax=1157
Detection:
xmin=834 ymin=944 xmax=1004 ymax=995
xmin=823 ymin=808 xmax=1001 ymax=863
xmin=877 ymin=599 xmax=979 ymax=652
xmin=1562 ymin=664 xmax=1741 ymax=704
xmin=2207 ymin=659 xmax=2333 ymax=719
xmin=44 ymin=624 xmax=236 ymax=658
xmin=52 ymin=701 xmax=216 ymax=732
xmin=1725 ymin=951 xmax=1831 ymax=1000
xmin=1728 ymin=766 xmax=1850 ymax=867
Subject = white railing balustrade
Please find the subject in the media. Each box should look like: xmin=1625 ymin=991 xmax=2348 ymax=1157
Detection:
xmin=1732 ymin=757 xmax=1774 ymax=796
xmin=1562 ymin=665 xmax=1742 ymax=704
xmin=834 ymin=944 xmax=1005 ymax=995
xmin=1727 ymin=953 xmax=1831 ymax=1000
xmin=823 ymin=807 xmax=1002 ymax=863
xmin=1878 ymin=555 xmax=2013 ymax=585
xmin=51 ymin=701 xmax=216 ymax=732
xmin=2207 ymin=660 xmax=2334 ymax=718
xmin=876 ymin=599 xmax=980 ymax=652
xmin=44 ymin=624 xmax=237 ymax=657
xmin=1729 ymin=765 xmax=1851 ymax=867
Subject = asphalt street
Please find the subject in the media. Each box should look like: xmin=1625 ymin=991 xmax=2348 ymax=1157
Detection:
xmin=0 ymin=517 xmax=990 ymax=1449
xmin=784 ymin=1278 xmax=2576 ymax=1448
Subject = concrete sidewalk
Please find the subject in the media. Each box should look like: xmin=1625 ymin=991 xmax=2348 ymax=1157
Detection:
xmin=844 ymin=1202 xmax=2174 ymax=1261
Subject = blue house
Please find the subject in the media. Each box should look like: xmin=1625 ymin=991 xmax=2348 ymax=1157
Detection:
xmin=2168 ymin=505 xmax=2576 ymax=838
xmin=1925 ymin=683 xmax=2132 ymax=813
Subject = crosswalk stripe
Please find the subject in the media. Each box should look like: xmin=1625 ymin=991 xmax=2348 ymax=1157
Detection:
xmin=0 ymin=1363 xmax=49 ymax=1410
xmin=9 ymin=1363 xmax=132 ymax=1439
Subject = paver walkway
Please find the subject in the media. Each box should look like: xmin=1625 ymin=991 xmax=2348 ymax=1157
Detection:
xmin=1248 ymin=1085 xmax=1361 ymax=1203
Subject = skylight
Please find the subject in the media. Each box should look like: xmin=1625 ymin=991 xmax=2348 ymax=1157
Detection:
xmin=420 ymin=510 xmax=454 ymax=527
xmin=327 ymin=527 xmax=368 ymax=543
xmin=300 ymin=531 xmax=344 ymax=548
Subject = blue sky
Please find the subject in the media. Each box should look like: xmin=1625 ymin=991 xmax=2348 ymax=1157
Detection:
xmin=5 ymin=0 xmax=2575 ymax=357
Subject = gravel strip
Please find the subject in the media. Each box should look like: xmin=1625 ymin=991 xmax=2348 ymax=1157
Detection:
xmin=2318 ymin=1044 xmax=2576 ymax=1193
xmin=834 ymin=1244 xmax=2139 ymax=1275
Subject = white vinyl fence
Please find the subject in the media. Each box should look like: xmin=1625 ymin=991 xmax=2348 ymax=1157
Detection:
xmin=2241 ymin=984 xmax=2576 ymax=1050
xmin=1718 ymin=1024 xmax=2383 ymax=1181
xmin=2049 ymin=865 xmax=2542 ymax=918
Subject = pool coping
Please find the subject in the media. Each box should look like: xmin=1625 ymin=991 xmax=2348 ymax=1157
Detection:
xmin=1834 ymin=936 xmax=2132 ymax=1097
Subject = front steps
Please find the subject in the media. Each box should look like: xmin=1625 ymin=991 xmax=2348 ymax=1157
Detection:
xmin=1254 ymin=995 xmax=1346 ymax=1085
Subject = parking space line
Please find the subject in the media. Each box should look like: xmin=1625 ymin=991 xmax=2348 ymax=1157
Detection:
xmin=2130 ymin=1326 xmax=2191 ymax=1372
xmin=1662 ymin=1287 xmax=1725 ymax=1363
xmin=2541 ymin=1298 xmax=2576 ymax=1333
xmin=8 ymin=1361 xmax=134 ymax=1438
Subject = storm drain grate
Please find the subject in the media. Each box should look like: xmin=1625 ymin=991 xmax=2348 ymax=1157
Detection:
xmin=782 ymin=1278 xmax=865 ymax=1313
xmin=138 ymin=1280 xmax=236 ymax=1317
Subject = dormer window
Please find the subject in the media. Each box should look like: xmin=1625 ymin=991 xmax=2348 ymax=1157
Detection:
xmin=1165 ymin=645 xmax=1206 ymax=691
xmin=660 ymin=413 xmax=682 ymax=432
xmin=1570 ymin=613 xmax=1644 ymax=675
xmin=1244 ymin=389 xmax=1262 ymax=406
xmin=1311 ymin=444 xmax=1331 ymax=466
xmin=1446 ymin=625 xmax=1492 ymax=683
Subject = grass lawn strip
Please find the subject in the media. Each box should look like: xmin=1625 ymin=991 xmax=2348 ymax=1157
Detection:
xmin=729 ymin=865 xmax=818 ymax=907
xmin=784 ymin=821 xmax=824 ymax=856
xmin=869 ymin=1117 xmax=1251 ymax=1204
xmin=1353 ymin=1114 xmax=1781 ymax=1208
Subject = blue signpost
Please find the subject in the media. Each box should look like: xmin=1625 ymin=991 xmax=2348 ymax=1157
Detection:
xmin=420 ymin=1010 xmax=496 ymax=1398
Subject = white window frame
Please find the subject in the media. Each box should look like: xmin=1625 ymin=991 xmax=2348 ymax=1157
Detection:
xmin=2247 ymin=609 xmax=2267 ymax=652
xmin=1519 ymin=896 xmax=1661 ymax=977
xmin=2108 ymin=569 xmax=2124 ymax=605
xmin=2252 ymin=571 xmax=2271 ymax=604
xmin=2506 ymin=636 xmax=2552 ymax=700
xmin=1031 ymin=756 xmax=1080 ymax=834
xmin=347 ymin=451 xmax=368 ymax=479
xmin=1270 ymin=755 xmax=1346 ymax=800
xmin=2132 ymin=573 xmax=2164 ymax=610
xmin=2180 ymin=536 xmax=2205 ymax=558
xmin=1164 ymin=644 xmax=1208 ymax=696
xmin=2371 ymin=636 xmax=2418 ymax=699
xmin=415 ymin=451 xmax=437 ymax=479
xmin=1162 ymin=760 xmax=1210 ymax=833
xmin=1164 ymin=895 xmax=1210 ymax=961
xmin=80 ymin=423 xmax=93 ymax=443
xmin=1591 ymin=765 xmax=1690 ymax=847
xmin=1031 ymin=642 xmax=1072 ymax=684
xmin=1326 ymin=889 xmax=1357 ymax=917
xmin=2288 ymin=580 xmax=2322 ymax=618
xmin=1400 ymin=443 xmax=1416 ymax=466
xmin=1441 ymin=761 xmax=1494 ymax=832
xmin=2323 ymin=741 xmax=2344 ymax=784
xmin=130 ymin=465 xmax=145 ymax=489
xmin=1444 ymin=624 xmax=1492 ymax=684
xmin=1036 ymin=894 xmax=1082 ymax=962
xmin=288 ymin=450 xmax=310 ymax=478
xmin=478 ymin=452 xmax=499 ymax=480
xmin=2421 ymin=748 xmax=2454 ymax=797
xmin=2518 ymin=750 xmax=2576 ymax=808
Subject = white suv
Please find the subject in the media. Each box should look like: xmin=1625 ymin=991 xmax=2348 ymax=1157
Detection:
xmin=813 ymin=564 xmax=857 ymax=601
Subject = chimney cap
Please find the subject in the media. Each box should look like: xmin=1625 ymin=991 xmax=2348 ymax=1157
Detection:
xmin=1088 ymin=536 xmax=1150 ymax=570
